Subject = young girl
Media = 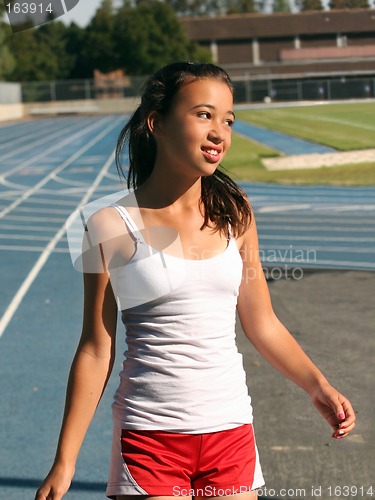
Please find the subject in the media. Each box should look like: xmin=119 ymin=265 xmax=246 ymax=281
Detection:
xmin=35 ymin=62 xmax=356 ymax=500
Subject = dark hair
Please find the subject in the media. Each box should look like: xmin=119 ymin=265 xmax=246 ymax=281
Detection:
xmin=116 ymin=61 xmax=252 ymax=238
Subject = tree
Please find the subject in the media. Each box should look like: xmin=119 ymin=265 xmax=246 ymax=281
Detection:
xmin=165 ymin=0 xmax=225 ymax=16
xmin=64 ymin=22 xmax=89 ymax=78
xmin=347 ymin=0 xmax=369 ymax=6
xmin=226 ymin=0 xmax=257 ymax=14
xmin=81 ymin=0 xmax=117 ymax=75
xmin=296 ymin=0 xmax=323 ymax=10
xmin=35 ymin=21 xmax=75 ymax=79
xmin=7 ymin=20 xmax=76 ymax=81
xmin=0 ymin=24 xmax=15 ymax=79
xmin=329 ymin=0 xmax=369 ymax=7
xmin=7 ymin=30 xmax=46 ymax=81
xmin=114 ymin=1 xmax=211 ymax=75
xmin=272 ymin=0 xmax=292 ymax=12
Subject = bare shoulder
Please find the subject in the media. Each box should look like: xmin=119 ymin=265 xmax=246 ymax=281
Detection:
xmin=86 ymin=206 xmax=125 ymax=244
xmin=236 ymin=207 xmax=259 ymax=256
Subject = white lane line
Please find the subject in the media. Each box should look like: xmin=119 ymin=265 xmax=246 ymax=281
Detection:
xmin=51 ymin=175 xmax=90 ymax=187
xmin=104 ymin=171 xmax=122 ymax=181
xmin=255 ymin=215 xmax=375 ymax=224
xmin=14 ymin=198 xmax=77 ymax=207
xmin=12 ymin=206 xmax=71 ymax=215
xmin=263 ymin=258 xmax=375 ymax=269
xmin=0 ymin=179 xmax=30 ymax=190
xmin=260 ymin=235 xmax=375 ymax=242
xmin=0 ymin=234 xmax=52 ymax=241
xmin=0 ymin=244 xmax=69 ymax=253
xmin=0 ymin=224 xmax=57 ymax=232
xmin=245 ymin=187 xmax=375 ymax=199
xmin=256 ymin=204 xmax=375 ymax=213
xmin=0 ymin=116 xmax=122 ymax=219
xmin=0 ymin=119 xmax=77 ymax=153
xmin=258 ymin=224 xmax=373 ymax=233
xmin=0 ymin=118 xmax=92 ymax=173
xmin=30 ymin=184 xmax=122 ymax=196
xmin=2 ymin=215 xmax=66 ymax=223
xmin=260 ymin=244 xmax=374 ymax=254
xmin=0 ymin=116 xmax=110 ymax=181
xmin=0 ymin=149 xmax=116 ymax=338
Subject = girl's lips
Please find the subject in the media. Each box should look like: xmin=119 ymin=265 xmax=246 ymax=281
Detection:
xmin=201 ymin=147 xmax=222 ymax=163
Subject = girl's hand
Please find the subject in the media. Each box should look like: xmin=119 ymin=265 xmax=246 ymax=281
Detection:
xmin=310 ymin=383 xmax=356 ymax=439
xmin=35 ymin=463 xmax=75 ymax=500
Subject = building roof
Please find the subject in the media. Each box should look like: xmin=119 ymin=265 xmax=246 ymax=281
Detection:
xmin=182 ymin=9 xmax=375 ymax=40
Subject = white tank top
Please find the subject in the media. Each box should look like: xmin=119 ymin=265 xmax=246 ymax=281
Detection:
xmin=110 ymin=204 xmax=253 ymax=433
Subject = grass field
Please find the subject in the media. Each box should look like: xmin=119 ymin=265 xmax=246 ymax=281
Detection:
xmin=225 ymin=101 xmax=375 ymax=185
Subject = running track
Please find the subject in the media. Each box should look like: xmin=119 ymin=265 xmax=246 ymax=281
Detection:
xmin=0 ymin=116 xmax=374 ymax=499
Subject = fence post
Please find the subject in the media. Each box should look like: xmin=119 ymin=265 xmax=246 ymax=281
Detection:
xmin=327 ymin=80 xmax=331 ymax=101
xmin=267 ymin=79 xmax=273 ymax=99
xmin=85 ymin=80 xmax=91 ymax=100
xmin=245 ymin=73 xmax=251 ymax=103
xmin=50 ymin=81 xmax=56 ymax=101
xmin=297 ymin=80 xmax=303 ymax=101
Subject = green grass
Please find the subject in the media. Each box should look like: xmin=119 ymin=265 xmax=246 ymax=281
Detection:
xmin=223 ymin=132 xmax=375 ymax=186
xmin=235 ymin=102 xmax=375 ymax=151
xmin=220 ymin=102 xmax=375 ymax=185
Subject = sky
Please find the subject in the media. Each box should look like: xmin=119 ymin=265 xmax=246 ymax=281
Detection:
xmin=62 ymin=0 xmax=109 ymax=26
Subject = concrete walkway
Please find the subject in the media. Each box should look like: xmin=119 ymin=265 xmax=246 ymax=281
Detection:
xmin=263 ymin=148 xmax=375 ymax=171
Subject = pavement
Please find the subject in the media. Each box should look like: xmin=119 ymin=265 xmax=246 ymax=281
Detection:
xmin=263 ymin=149 xmax=375 ymax=171
xmin=236 ymin=269 xmax=374 ymax=500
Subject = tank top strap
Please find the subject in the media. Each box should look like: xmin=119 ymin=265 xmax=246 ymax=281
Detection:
xmin=111 ymin=204 xmax=145 ymax=244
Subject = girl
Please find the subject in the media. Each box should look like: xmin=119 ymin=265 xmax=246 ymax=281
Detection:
xmin=35 ymin=62 xmax=355 ymax=500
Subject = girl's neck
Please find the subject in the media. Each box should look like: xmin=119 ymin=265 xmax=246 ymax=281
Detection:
xmin=135 ymin=170 xmax=203 ymax=211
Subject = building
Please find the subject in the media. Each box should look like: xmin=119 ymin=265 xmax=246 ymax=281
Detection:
xmin=182 ymin=9 xmax=375 ymax=79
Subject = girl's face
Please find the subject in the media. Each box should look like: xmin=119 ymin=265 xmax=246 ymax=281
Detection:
xmin=151 ymin=78 xmax=234 ymax=177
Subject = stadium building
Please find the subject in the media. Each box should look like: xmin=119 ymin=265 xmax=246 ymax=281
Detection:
xmin=182 ymin=9 xmax=375 ymax=80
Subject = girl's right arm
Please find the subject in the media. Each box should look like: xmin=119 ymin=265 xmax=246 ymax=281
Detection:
xmin=35 ymin=270 xmax=118 ymax=500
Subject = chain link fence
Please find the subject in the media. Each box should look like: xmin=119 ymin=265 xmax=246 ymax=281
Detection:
xmin=232 ymin=73 xmax=375 ymax=103
xmin=21 ymin=76 xmax=147 ymax=103
xmin=19 ymin=73 xmax=375 ymax=104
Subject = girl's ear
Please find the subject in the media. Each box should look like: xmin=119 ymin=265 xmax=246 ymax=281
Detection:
xmin=147 ymin=111 xmax=162 ymax=136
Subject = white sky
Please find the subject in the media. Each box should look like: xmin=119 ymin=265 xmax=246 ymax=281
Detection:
xmin=62 ymin=0 xmax=109 ymax=26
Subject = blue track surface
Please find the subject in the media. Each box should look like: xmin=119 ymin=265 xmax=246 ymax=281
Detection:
xmin=0 ymin=116 xmax=374 ymax=499
xmin=233 ymin=120 xmax=336 ymax=155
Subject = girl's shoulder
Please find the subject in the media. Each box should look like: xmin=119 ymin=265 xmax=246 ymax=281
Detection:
xmin=86 ymin=191 xmax=139 ymax=240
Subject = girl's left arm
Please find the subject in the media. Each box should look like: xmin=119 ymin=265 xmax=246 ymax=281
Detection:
xmin=236 ymin=216 xmax=356 ymax=439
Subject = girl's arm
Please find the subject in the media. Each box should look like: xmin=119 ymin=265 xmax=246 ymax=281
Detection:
xmin=236 ymin=215 xmax=356 ymax=439
xmin=35 ymin=270 xmax=118 ymax=500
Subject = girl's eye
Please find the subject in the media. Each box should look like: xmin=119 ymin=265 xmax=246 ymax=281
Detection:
xmin=197 ymin=112 xmax=210 ymax=119
xmin=225 ymin=119 xmax=234 ymax=127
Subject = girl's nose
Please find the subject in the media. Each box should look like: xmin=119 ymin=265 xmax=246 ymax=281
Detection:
xmin=208 ymin=126 xmax=225 ymax=143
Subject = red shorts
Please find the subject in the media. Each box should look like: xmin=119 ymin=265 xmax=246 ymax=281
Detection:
xmin=106 ymin=424 xmax=264 ymax=498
